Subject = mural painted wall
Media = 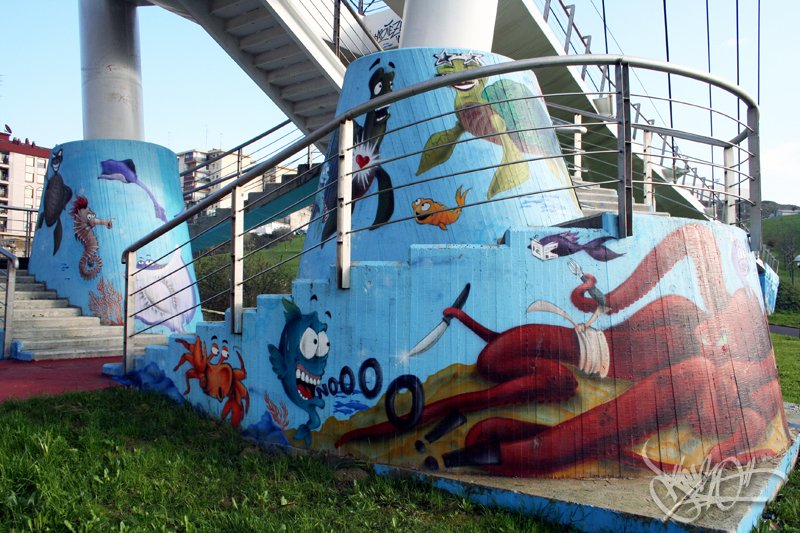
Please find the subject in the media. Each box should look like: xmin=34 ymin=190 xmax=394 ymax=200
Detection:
xmin=136 ymin=216 xmax=790 ymax=478
xmin=128 ymin=47 xmax=788 ymax=480
xmin=299 ymin=47 xmax=582 ymax=280
xmin=760 ymin=263 xmax=779 ymax=314
xmin=29 ymin=140 xmax=200 ymax=334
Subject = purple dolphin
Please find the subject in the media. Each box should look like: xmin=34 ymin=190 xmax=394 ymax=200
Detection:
xmin=98 ymin=159 xmax=167 ymax=222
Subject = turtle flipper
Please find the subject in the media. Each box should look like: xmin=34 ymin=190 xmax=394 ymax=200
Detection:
xmin=370 ymin=167 xmax=394 ymax=229
xmin=53 ymin=219 xmax=63 ymax=255
xmin=417 ymin=122 xmax=465 ymax=176
xmin=487 ymin=114 xmax=529 ymax=199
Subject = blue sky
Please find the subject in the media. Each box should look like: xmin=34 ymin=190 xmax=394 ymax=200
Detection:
xmin=2 ymin=0 xmax=797 ymax=204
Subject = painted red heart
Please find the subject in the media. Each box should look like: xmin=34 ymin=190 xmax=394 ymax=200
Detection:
xmin=355 ymin=154 xmax=370 ymax=168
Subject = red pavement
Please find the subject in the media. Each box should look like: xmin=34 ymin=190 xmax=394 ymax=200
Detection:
xmin=0 ymin=357 xmax=121 ymax=402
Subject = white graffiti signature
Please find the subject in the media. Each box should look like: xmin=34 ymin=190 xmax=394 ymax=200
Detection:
xmin=642 ymin=444 xmax=785 ymax=524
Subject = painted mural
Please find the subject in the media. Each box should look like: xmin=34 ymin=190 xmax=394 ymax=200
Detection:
xmin=29 ymin=140 xmax=201 ymax=334
xmin=37 ymin=147 xmax=72 ymax=255
xmin=137 ymin=216 xmax=790 ymax=478
xmin=70 ymin=195 xmax=112 ymax=280
xmin=174 ymin=336 xmax=249 ymax=427
xmin=129 ymin=47 xmax=789 ymax=481
xmin=299 ymin=47 xmax=582 ymax=280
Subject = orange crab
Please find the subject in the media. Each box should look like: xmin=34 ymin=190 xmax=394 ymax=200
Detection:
xmin=174 ymin=337 xmax=250 ymax=427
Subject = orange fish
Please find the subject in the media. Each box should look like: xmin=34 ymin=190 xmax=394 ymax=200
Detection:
xmin=411 ymin=186 xmax=469 ymax=230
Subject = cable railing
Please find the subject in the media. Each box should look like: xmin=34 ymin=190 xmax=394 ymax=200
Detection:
xmin=119 ymin=55 xmax=762 ymax=375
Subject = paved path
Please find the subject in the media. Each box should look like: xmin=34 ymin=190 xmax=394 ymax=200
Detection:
xmin=0 ymin=357 xmax=120 ymax=403
xmin=770 ymin=324 xmax=800 ymax=337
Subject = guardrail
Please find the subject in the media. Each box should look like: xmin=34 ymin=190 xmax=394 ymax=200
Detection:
xmin=120 ymin=55 xmax=761 ymax=374
xmin=0 ymin=247 xmax=18 ymax=356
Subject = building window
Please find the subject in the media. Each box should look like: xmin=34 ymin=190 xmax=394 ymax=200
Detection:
xmin=37 ymin=173 xmax=44 ymax=184
xmin=25 ymin=171 xmax=35 ymax=182
xmin=25 ymin=186 xmax=34 ymax=199
xmin=36 ymin=159 xmax=47 ymax=170
xmin=25 ymin=156 xmax=34 ymax=167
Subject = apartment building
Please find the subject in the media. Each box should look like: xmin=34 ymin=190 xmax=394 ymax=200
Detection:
xmin=0 ymin=131 xmax=49 ymax=253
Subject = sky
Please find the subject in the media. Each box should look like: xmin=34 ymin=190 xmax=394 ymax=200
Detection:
xmin=1 ymin=0 xmax=798 ymax=204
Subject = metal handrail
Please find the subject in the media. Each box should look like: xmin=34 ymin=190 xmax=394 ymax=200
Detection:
xmin=120 ymin=54 xmax=761 ymax=374
xmin=0 ymin=247 xmax=18 ymax=357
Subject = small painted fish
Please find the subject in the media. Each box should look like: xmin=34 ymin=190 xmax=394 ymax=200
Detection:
xmin=412 ymin=186 xmax=469 ymax=230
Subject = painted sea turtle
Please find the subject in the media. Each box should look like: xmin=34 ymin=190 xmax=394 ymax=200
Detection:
xmin=417 ymin=50 xmax=569 ymax=199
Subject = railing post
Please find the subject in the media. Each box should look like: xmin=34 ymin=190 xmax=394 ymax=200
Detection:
xmin=543 ymin=0 xmax=552 ymax=21
xmin=24 ymin=211 xmax=31 ymax=257
xmin=564 ymin=4 xmax=576 ymax=53
xmin=723 ymin=146 xmax=735 ymax=224
xmin=580 ymin=35 xmax=591 ymax=80
xmin=3 ymin=259 xmax=15 ymax=357
xmin=643 ymin=129 xmax=654 ymax=212
xmin=615 ymin=62 xmax=633 ymax=237
xmin=230 ymin=183 xmax=244 ymax=334
xmin=333 ymin=0 xmax=341 ymax=59
xmin=337 ymin=119 xmax=353 ymax=290
xmin=747 ymin=105 xmax=762 ymax=252
xmin=123 ymin=250 xmax=136 ymax=375
xmin=572 ymin=114 xmax=583 ymax=181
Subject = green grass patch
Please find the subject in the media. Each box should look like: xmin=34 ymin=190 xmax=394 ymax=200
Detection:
xmin=195 ymin=235 xmax=305 ymax=315
xmin=770 ymin=312 xmax=800 ymax=330
xmin=0 ymin=388 xmax=565 ymax=532
xmin=773 ymin=333 xmax=800 ymax=404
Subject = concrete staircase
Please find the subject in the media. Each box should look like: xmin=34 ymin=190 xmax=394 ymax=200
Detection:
xmin=1 ymin=270 xmax=167 ymax=361
xmin=573 ymin=178 xmax=667 ymax=217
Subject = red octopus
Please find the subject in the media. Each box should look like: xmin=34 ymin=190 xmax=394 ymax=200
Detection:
xmin=337 ymin=224 xmax=790 ymax=476
xmin=174 ymin=337 xmax=250 ymax=427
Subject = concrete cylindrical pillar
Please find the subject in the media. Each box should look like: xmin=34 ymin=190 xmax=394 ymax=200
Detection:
xmin=399 ymin=0 xmax=498 ymax=50
xmin=79 ymin=0 xmax=144 ymax=140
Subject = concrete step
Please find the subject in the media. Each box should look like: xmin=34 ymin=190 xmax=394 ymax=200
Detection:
xmin=12 ymin=325 xmax=123 ymax=340
xmin=13 ymin=290 xmax=58 ymax=300
xmin=18 ymin=334 xmax=168 ymax=361
xmin=18 ymin=347 xmax=126 ymax=361
xmin=20 ymin=336 xmax=126 ymax=351
xmin=13 ymin=306 xmax=82 ymax=318
xmin=12 ymin=315 xmax=102 ymax=328
xmin=12 ymin=299 xmax=70 ymax=309
xmin=0 ymin=282 xmax=46 ymax=291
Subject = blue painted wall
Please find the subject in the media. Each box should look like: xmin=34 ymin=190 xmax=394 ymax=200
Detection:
xmin=299 ymin=48 xmax=582 ymax=280
xmin=760 ymin=263 xmax=779 ymax=314
xmin=29 ymin=140 xmax=200 ymax=334
xmin=138 ymin=214 xmax=790 ymax=478
xmin=132 ymin=47 xmax=789 ymax=482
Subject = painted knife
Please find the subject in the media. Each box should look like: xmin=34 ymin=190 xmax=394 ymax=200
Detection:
xmin=407 ymin=282 xmax=471 ymax=357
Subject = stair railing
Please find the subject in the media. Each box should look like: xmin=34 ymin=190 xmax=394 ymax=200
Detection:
xmin=120 ymin=55 xmax=762 ymax=375
xmin=0 ymin=246 xmax=18 ymax=357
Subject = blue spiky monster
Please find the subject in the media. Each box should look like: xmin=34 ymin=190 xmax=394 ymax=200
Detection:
xmin=268 ymin=299 xmax=330 ymax=447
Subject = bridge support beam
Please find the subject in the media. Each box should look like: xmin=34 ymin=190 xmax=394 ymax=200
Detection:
xmin=79 ymin=0 xmax=144 ymax=140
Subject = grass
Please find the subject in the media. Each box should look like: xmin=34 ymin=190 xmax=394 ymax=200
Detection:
xmin=194 ymin=235 xmax=305 ymax=315
xmin=771 ymin=312 xmax=800 ymax=330
xmin=0 ymin=388 xmax=565 ymax=532
xmin=0 ymin=329 xmax=797 ymax=531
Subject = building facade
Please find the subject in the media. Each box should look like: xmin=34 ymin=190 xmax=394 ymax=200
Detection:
xmin=0 ymin=132 xmax=49 ymax=254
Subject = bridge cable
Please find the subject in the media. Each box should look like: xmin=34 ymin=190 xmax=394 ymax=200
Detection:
xmin=705 ymin=0 xmax=715 ymax=184
xmin=601 ymin=0 xmax=609 ymax=54
xmin=662 ymin=0 xmax=676 ymax=174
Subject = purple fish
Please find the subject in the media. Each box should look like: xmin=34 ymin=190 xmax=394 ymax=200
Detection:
xmin=533 ymin=231 xmax=623 ymax=261
xmin=98 ymin=159 xmax=167 ymax=222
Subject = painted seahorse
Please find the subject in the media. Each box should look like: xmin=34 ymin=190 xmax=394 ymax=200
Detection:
xmin=70 ymin=196 xmax=113 ymax=280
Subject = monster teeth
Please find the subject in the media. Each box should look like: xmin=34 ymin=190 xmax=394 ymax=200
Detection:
xmin=296 ymin=368 xmax=301 ymax=379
